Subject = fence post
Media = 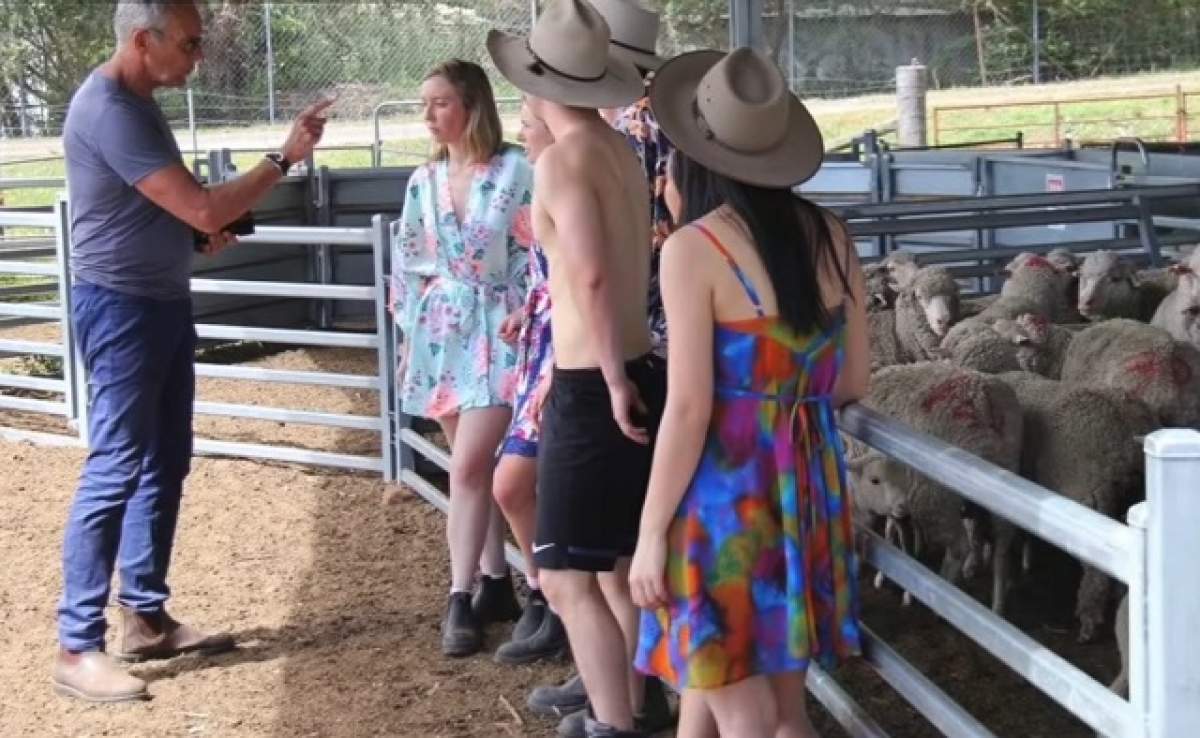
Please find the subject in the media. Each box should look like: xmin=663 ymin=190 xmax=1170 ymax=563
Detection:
xmin=1053 ymin=102 xmax=1062 ymax=147
xmin=1177 ymin=86 xmax=1187 ymax=142
xmin=896 ymin=59 xmax=928 ymax=148
xmin=52 ymin=197 xmax=82 ymax=431
xmin=1143 ymin=429 xmax=1200 ymax=738
xmin=370 ymin=214 xmax=397 ymax=482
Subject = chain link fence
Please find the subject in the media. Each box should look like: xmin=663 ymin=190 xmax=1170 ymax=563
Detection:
xmin=2 ymin=1 xmax=1200 ymax=156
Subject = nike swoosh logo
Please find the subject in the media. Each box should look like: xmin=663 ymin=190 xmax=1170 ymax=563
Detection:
xmin=533 ymin=543 xmax=555 ymax=553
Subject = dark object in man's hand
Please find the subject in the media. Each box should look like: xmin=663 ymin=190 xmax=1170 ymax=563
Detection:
xmin=193 ymin=211 xmax=256 ymax=251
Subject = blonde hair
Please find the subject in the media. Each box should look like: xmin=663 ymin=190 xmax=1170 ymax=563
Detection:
xmin=425 ymin=59 xmax=504 ymax=164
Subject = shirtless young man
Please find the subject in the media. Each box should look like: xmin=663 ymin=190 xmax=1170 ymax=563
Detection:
xmin=488 ymin=2 xmax=664 ymax=735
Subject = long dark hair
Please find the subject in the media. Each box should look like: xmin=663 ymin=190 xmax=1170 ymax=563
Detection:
xmin=670 ymin=150 xmax=852 ymax=333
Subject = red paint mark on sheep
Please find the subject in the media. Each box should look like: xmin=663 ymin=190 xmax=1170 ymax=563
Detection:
xmin=1125 ymin=352 xmax=1164 ymax=380
xmin=1022 ymin=256 xmax=1054 ymax=271
xmin=1123 ymin=351 xmax=1192 ymax=389
xmin=921 ymin=376 xmax=982 ymax=427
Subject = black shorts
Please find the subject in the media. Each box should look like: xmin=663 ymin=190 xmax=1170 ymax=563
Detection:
xmin=534 ymin=353 xmax=667 ymax=572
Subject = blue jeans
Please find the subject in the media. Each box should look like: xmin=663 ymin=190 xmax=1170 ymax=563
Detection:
xmin=57 ymin=282 xmax=196 ymax=652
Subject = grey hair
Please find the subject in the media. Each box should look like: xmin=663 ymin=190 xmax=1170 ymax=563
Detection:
xmin=113 ymin=1 xmax=185 ymax=44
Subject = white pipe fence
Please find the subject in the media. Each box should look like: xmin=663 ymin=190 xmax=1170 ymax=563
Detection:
xmin=0 ymin=206 xmax=398 ymax=479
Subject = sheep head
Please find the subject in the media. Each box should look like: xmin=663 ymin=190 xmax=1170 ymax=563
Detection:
xmin=995 ymin=313 xmax=1053 ymax=375
xmin=1174 ymin=272 xmax=1200 ymax=347
xmin=884 ymin=250 xmax=920 ymax=291
xmin=911 ymin=267 xmax=961 ymax=337
xmin=1078 ymin=250 xmax=1137 ymax=320
xmin=1046 ymin=247 xmax=1080 ymax=275
xmin=847 ymin=453 xmax=910 ymax=519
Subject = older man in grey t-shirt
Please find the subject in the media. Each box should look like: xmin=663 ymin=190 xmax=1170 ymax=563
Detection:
xmin=53 ymin=1 xmax=329 ymax=703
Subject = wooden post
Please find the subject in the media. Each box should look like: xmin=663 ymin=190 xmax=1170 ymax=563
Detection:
xmin=1053 ymin=102 xmax=1062 ymax=147
xmin=1177 ymin=85 xmax=1187 ymax=142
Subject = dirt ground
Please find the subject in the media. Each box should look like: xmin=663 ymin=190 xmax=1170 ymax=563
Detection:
xmin=0 ymin=343 xmax=1126 ymax=737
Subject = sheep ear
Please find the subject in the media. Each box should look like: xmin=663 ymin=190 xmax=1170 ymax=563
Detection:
xmin=847 ymin=455 xmax=875 ymax=474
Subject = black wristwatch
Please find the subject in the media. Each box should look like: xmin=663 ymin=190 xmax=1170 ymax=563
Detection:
xmin=265 ymin=152 xmax=291 ymax=176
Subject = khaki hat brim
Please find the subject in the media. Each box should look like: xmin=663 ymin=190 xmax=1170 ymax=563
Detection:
xmin=648 ymin=50 xmax=824 ymax=189
xmin=487 ymin=30 xmax=645 ymax=109
xmin=609 ymin=42 xmax=666 ymax=71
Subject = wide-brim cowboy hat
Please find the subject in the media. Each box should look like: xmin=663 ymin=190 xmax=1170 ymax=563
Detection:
xmin=649 ymin=48 xmax=824 ymax=188
xmin=487 ymin=0 xmax=644 ymax=109
xmin=590 ymin=0 xmax=666 ymax=71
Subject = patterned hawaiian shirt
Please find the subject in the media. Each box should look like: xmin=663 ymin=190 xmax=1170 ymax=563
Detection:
xmin=613 ymin=96 xmax=675 ymax=358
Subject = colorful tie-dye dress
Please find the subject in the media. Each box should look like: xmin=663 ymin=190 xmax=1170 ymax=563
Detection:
xmin=634 ymin=223 xmax=862 ymax=690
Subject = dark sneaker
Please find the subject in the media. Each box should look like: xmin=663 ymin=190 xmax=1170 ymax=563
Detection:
xmin=558 ymin=706 xmax=587 ymax=738
xmin=495 ymin=606 xmax=568 ymax=665
xmin=637 ymin=677 xmax=677 ymax=733
xmin=471 ymin=573 xmax=522 ymax=625
xmin=584 ymin=711 xmax=648 ymax=738
xmin=559 ymin=686 xmax=672 ymax=738
xmin=528 ymin=671 xmax=588 ymax=718
xmin=441 ymin=592 xmax=482 ymax=657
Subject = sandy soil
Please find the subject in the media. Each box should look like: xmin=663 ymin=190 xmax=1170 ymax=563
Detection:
xmin=0 ymin=347 xmax=1126 ymax=737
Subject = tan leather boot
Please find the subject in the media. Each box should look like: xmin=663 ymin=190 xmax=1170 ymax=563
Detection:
xmin=52 ymin=649 xmax=148 ymax=703
xmin=114 ymin=607 xmax=235 ymax=662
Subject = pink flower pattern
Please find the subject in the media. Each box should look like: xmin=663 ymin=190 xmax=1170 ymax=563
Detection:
xmin=389 ymin=146 xmax=532 ymax=419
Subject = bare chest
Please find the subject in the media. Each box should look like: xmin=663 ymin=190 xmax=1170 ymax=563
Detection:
xmin=446 ymin=166 xmax=474 ymax=223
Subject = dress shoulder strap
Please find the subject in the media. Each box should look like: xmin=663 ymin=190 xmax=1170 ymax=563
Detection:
xmin=690 ymin=222 xmax=765 ymax=317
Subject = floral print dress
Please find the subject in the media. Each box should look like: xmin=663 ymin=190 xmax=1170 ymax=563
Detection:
xmin=613 ymin=96 xmax=675 ymax=358
xmin=389 ymin=145 xmax=533 ymax=419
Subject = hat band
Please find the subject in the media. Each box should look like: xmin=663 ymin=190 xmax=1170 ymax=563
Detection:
xmin=692 ymin=97 xmax=717 ymax=142
xmin=611 ymin=38 xmax=656 ymax=56
xmin=525 ymin=41 xmax=606 ymax=83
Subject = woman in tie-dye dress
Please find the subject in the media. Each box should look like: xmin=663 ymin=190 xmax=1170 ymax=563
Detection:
xmin=629 ymin=49 xmax=870 ymax=737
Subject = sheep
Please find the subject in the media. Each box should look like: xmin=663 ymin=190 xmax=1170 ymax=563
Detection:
xmin=1150 ymin=255 xmax=1200 ymax=350
xmin=883 ymin=249 xmax=920 ymax=291
xmin=1010 ymin=312 xmax=1076 ymax=379
xmin=864 ymin=251 xmax=927 ymax=312
xmin=846 ymin=362 xmax=1024 ymax=614
xmin=895 ymin=266 xmax=961 ymax=361
xmin=867 ymin=309 xmax=905 ymax=370
xmin=863 ymin=261 xmax=895 ymax=312
xmin=942 ymin=254 xmax=1076 ymax=351
xmin=1003 ymin=248 xmax=1082 ymax=321
xmin=939 ymin=317 xmax=1028 ymax=374
xmin=997 ymin=371 xmax=1156 ymax=641
xmin=1110 ymin=592 xmax=1130 ymax=699
xmin=1005 ymin=247 xmax=1080 ymax=276
xmin=1076 ymin=250 xmax=1173 ymax=322
xmin=1060 ymin=319 xmax=1200 ymax=428
xmin=868 ymin=265 xmax=962 ymax=369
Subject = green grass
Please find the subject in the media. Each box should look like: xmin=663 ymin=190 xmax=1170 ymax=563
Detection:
xmin=5 ymin=68 xmax=1200 ymax=208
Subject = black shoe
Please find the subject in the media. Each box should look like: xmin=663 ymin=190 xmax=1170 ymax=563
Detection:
xmin=583 ymin=710 xmax=648 ymax=738
xmin=495 ymin=606 xmax=568 ymax=665
xmin=637 ymin=677 xmax=676 ymax=733
xmin=558 ymin=707 xmax=587 ymax=738
xmin=441 ymin=592 xmax=482 ymax=657
xmin=528 ymin=671 xmax=588 ymax=718
xmin=512 ymin=590 xmax=549 ymax=643
xmin=471 ymin=573 xmax=522 ymax=625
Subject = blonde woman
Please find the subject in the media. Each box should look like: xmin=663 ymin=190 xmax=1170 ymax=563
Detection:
xmin=390 ymin=59 xmax=531 ymax=657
